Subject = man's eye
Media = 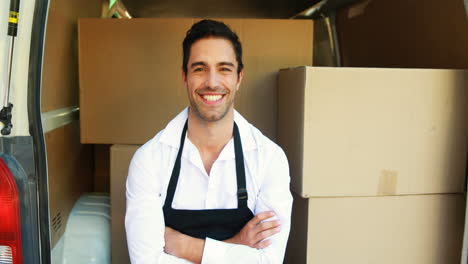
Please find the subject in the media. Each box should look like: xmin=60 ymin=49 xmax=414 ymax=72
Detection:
xmin=193 ymin=68 xmax=204 ymax=72
xmin=220 ymin=67 xmax=232 ymax=72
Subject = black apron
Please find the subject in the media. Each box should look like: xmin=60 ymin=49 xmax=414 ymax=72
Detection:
xmin=163 ymin=120 xmax=254 ymax=241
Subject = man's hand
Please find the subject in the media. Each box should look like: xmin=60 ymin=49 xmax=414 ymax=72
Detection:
xmin=164 ymin=227 xmax=205 ymax=263
xmin=224 ymin=211 xmax=281 ymax=249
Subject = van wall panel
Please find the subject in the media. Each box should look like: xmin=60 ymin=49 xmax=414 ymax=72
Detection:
xmin=42 ymin=0 xmax=101 ymax=249
xmin=42 ymin=0 xmax=101 ymax=112
xmin=46 ymin=121 xmax=93 ymax=248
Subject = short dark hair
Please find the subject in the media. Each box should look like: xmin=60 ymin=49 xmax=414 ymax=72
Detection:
xmin=182 ymin=19 xmax=244 ymax=75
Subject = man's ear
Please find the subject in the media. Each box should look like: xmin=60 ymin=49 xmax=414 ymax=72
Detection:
xmin=181 ymin=69 xmax=187 ymax=84
xmin=236 ymin=70 xmax=244 ymax=90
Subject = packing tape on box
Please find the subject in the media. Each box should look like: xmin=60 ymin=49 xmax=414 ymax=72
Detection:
xmin=378 ymin=170 xmax=398 ymax=195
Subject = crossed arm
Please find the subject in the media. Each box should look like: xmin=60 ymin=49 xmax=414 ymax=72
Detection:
xmin=126 ymin=144 xmax=292 ymax=264
xmin=164 ymin=211 xmax=282 ymax=263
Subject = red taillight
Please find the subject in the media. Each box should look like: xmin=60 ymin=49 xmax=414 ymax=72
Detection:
xmin=0 ymin=157 xmax=22 ymax=264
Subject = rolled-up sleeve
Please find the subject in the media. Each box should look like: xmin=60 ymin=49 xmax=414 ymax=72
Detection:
xmin=201 ymin=146 xmax=293 ymax=264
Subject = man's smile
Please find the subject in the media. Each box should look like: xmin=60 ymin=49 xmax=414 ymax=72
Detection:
xmin=198 ymin=93 xmax=226 ymax=104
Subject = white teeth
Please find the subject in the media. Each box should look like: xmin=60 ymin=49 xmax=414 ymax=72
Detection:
xmin=203 ymin=95 xmax=222 ymax=102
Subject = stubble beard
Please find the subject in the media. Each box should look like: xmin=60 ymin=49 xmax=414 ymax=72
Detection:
xmin=189 ymin=94 xmax=234 ymax=122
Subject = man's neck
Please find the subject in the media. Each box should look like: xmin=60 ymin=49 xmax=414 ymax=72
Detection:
xmin=187 ymin=108 xmax=234 ymax=174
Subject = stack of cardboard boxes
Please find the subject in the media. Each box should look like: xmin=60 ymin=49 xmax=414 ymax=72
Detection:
xmin=78 ymin=18 xmax=313 ymax=264
xmin=278 ymin=67 xmax=468 ymax=263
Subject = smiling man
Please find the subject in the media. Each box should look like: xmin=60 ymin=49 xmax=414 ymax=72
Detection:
xmin=125 ymin=19 xmax=293 ymax=264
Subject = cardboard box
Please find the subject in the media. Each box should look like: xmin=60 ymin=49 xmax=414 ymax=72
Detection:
xmin=284 ymin=192 xmax=466 ymax=264
xmin=278 ymin=67 xmax=468 ymax=197
xmin=110 ymin=144 xmax=140 ymax=264
xmin=78 ymin=18 xmax=313 ymax=144
xmin=336 ymin=0 xmax=468 ymax=69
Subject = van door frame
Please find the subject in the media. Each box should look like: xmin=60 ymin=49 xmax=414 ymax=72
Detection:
xmin=28 ymin=0 xmax=51 ymax=263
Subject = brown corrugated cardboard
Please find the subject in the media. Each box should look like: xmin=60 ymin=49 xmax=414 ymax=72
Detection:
xmin=110 ymin=144 xmax=140 ymax=264
xmin=336 ymin=0 xmax=468 ymax=69
xmin=78 ymin=18 xmax=313 ymax=144
xmin=284 ymin=192 xmax=466 ymax=264
xmin=278 ymin=67 xmax=468 ymax=197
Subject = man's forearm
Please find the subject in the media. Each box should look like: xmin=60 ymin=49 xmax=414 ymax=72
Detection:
xmin=165 ymin=211 xmax=280 ymax=263
xmin=182 ymin=235 xmax=205 ymax=263
xmin=164 ymin=227 xmax=205 ymax=263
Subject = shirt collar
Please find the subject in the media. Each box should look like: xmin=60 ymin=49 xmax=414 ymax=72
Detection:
xmin=159 ymin=107 xmax=257 ymax=154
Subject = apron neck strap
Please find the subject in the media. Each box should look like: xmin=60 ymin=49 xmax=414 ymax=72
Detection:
xmin=164 ymin=120 xmax=188 ymax=209
xmin=233 ymin=122 xmax=248 ymax=208
xmin=164 ymin=120 xmax=249 ymax=209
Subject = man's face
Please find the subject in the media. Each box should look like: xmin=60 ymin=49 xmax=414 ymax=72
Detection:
xmin=183 ymin=37 xmax=243 ymax=122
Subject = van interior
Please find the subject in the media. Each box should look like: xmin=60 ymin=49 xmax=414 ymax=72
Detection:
xmin=1 ymin=0 xmax=468 ymax=263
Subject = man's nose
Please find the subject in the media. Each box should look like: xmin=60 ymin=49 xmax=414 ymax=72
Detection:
xmin=206 ymin=70 xmax=220 ymax=89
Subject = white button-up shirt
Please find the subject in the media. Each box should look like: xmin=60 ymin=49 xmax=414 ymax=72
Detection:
xmin=125 ymin=108 xmax=292 ymax=264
